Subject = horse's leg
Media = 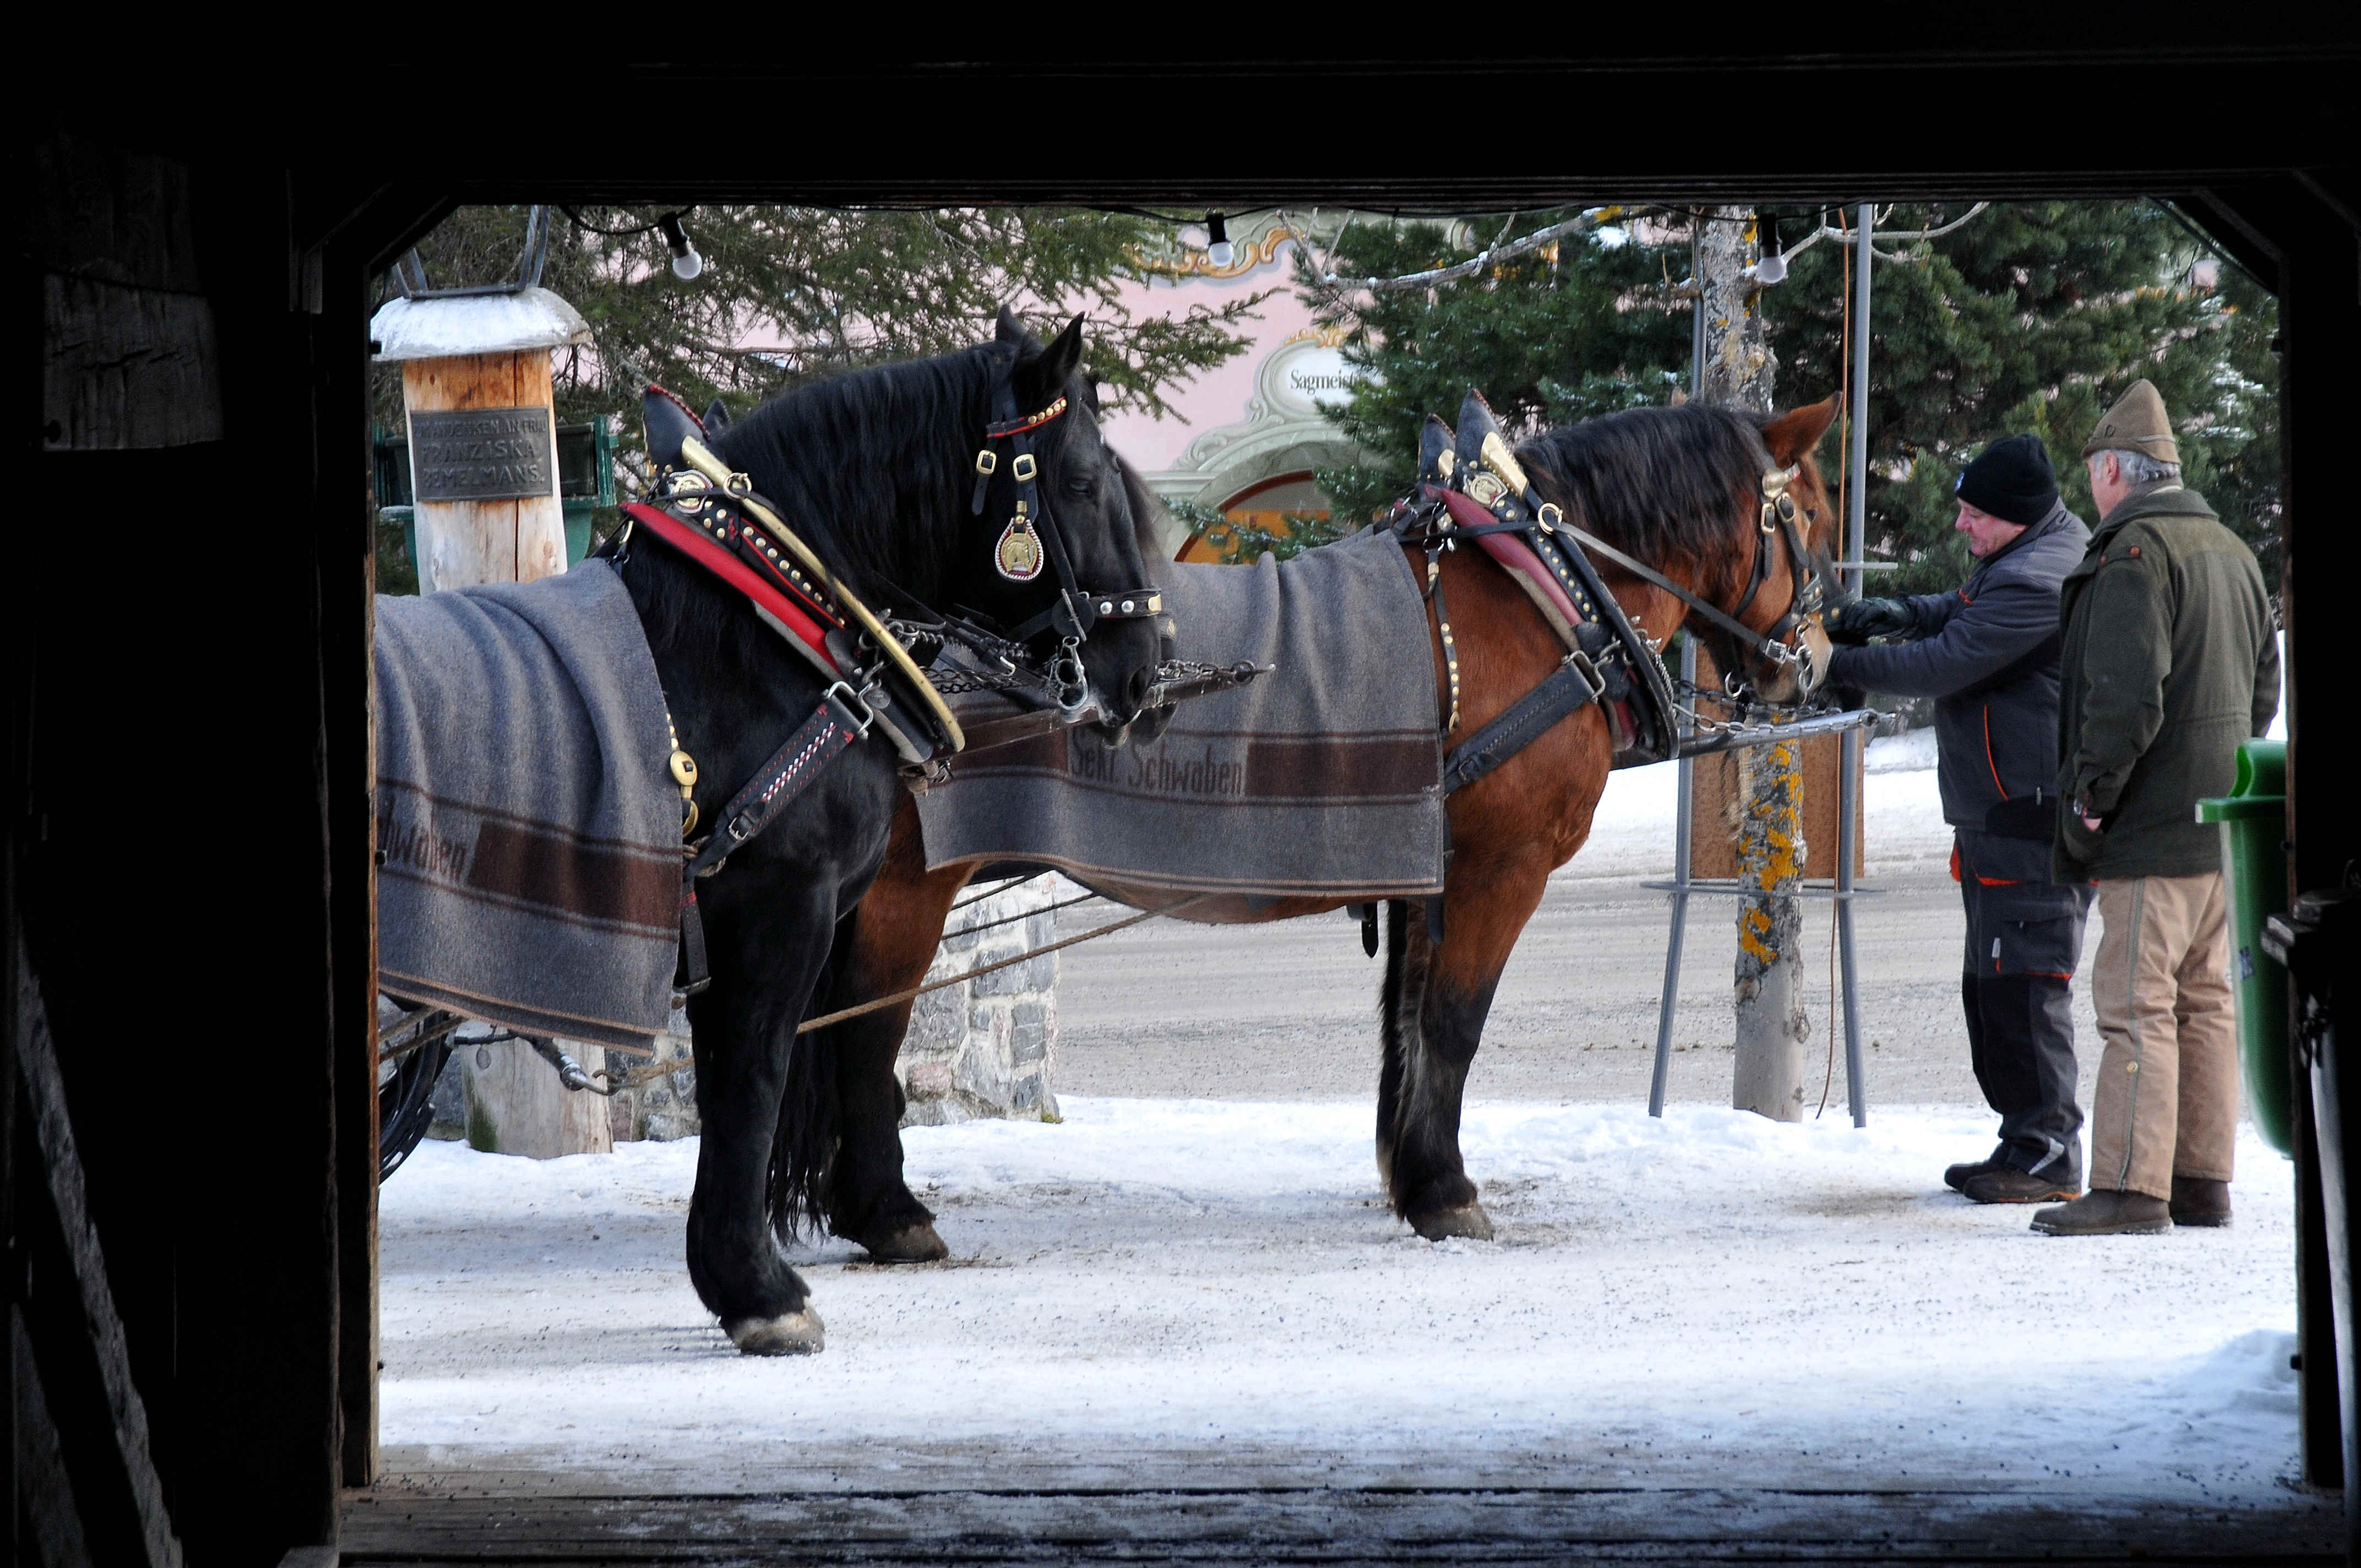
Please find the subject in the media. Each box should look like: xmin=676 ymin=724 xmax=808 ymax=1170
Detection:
xmin=1385 ymin=852 xmax=1554 ymax=1242
xmin=815 ymin=803 xmax=972 ymax=1261
xmin=1373 ymin=899 xmax=1425 ymax=1186
xmin=686 ymin=868 xmax=839 ymax=1354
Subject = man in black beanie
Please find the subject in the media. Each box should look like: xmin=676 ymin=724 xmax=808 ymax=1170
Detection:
xmin=1823 ymin=435 xmax=2094 ymax=1202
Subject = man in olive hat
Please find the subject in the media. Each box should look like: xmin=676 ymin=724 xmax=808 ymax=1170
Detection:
xmin=1824 ymin=435 xmax=2092 ymax=1203
xmin=2032 ymin=379 xmax=2279 ymax=1237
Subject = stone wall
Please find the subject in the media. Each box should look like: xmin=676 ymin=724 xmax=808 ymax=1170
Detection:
xmin=428 ymin=880 xmax=1064 ymax=1145
xmin=897 ymin=875 xmax=1062 ymax=1126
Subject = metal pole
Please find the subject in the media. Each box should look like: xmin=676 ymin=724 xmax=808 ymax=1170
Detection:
xmin=1848 ymin=204 xmax=1871 ymax=587
xmin=1837 ymin=204 xmax=1875 ymax=1129
xmin=1690 ymin=230 xmax=1707 ymax=397
xmin=1838 ymin=726 xmax=1867 ymax=1127
xmin=1650 ymin=635 xmax=1698 ymax=1117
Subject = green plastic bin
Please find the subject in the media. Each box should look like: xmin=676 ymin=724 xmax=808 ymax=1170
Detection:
xmin=2196 ymin=739 xmax=2291 ymax=1155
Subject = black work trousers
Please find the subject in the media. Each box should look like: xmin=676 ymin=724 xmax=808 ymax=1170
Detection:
xmin=1956 ymin=829 xmax=2093 ymax=1183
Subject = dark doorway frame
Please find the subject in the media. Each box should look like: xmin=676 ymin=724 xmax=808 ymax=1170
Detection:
xmin=17 ymin=49 xmax=2360 ymax=1564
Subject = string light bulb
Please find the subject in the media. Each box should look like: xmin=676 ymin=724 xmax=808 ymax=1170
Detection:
xmin=656 ymin=211 xmax=703 ymax=281
xmin=1205 ymin=213 xmax=1233 ymax=269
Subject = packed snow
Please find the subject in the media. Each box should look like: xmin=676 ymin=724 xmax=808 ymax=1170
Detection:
xmin=376 ymin=725 xmax=2309 ymax=1518
xmin=380 ymin=1099 xmax=2300 ymax=1505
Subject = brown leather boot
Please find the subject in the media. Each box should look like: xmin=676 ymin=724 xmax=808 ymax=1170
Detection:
xmin=1944 ymin=1151 xmax=2006 ymax=1192
xmin=2030 ymin=1190 xmax=2172 ymax=1236
xmin=2169 ymin=1177 xmax=2233 ymax=1228
xmin=1962 ymin=1167 xmax=2081 ymax=1205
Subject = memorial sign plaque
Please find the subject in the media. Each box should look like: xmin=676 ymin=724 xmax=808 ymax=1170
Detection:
xmin=409 ymin=406 xmax=557 ymax=503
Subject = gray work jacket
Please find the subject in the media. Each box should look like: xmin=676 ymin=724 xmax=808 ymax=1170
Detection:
xmin=1827 ymin=499 xmax=2090 ymax=839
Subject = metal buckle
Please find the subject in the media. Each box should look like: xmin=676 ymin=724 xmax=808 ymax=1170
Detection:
xmin=974 ymin=449 xmax=997 ymax=477
xmin=823 ymin=682 xmax=877 ymax=737
xmin=1565 ymin=648 xmax=1607 ymax=703
xmin=1535 ymin=502 xmax=1562 ymax=535
xmin=1011 ymin=453 xmax=1038 ymax=483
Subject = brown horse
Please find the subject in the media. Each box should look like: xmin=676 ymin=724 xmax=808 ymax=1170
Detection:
xmin=779 ymin=394 xmax=1843 ymax=1259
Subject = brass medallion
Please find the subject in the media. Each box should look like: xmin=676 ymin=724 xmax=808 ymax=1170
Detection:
xmin=995 ymin=516 xmax=1045 ymax=581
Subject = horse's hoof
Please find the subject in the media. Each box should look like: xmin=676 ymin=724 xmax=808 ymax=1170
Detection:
xmin=1411 ymin=1204 xmax=1494 ymax=1242
xmin=726 ymin=1306 xmax=826 ymax=1355
xmin=862 ymin=1222 xmax=950 ymax=1264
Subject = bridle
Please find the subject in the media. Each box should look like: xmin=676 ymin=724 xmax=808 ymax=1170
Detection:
xmin=968 ymin=347 xmax=1163 ymax=708
xmin=1553 ymin=461 xmax=1830 ymax=694
xmin=1389 ymin=393 xmax=1838 ymax=797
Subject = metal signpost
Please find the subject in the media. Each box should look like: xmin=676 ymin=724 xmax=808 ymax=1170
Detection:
xmin=1647 ymin=204 xmax=1884 ymax=1129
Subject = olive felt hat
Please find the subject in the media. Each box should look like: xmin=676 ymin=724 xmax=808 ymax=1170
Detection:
xmin=1955 ymin=434 xmax=2059 ymax=527
xmin=2080 ymin=378 xmax=2181 ymax=465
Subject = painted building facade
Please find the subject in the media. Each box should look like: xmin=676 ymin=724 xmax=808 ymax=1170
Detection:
xmin=1097 ymin=216 xmax=1368 ymax=560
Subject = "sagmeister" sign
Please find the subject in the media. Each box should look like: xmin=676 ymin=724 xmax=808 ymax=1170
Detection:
xmin=409 ymin=406 xmax=556 ymax=503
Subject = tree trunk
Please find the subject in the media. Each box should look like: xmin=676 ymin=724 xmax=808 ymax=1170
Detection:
xmin=1698 ymin=208 xmax=1809 ymax=1121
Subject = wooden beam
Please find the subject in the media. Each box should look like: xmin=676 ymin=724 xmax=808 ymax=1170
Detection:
xmin=11 ymin=934 xmax=182 ymax=1568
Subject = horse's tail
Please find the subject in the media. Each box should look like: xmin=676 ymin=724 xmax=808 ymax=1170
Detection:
xmin=768 ymin=910 xmax=853 ymax=1243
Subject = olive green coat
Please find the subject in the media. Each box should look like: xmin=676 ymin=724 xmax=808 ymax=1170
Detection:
xmin=2053 ymin=482 xmax=2279 ymax=881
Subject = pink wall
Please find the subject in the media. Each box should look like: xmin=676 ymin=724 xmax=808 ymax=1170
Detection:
xmin=1094 ymin=222 xmax=1321 ymax=471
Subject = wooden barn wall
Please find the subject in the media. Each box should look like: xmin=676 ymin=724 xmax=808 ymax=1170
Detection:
xmin=17 ymin=128 xmax=364 ymax=1565
xmin=13 ymin=48 xmax=2361 ymax=1567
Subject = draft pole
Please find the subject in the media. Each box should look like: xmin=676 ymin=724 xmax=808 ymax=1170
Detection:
xmin=1837 ymin=203 xmax=1874 ymax=1127
xmin=1650 ymin=635 xmax=1700 ymax=1118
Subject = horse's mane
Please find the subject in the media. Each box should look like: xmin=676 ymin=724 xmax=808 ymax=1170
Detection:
xmin=1113 ymin=451 xmax=1172 ymax=568
xmin=706 ymin=346 xmax=1001 ymax=606
xmin=1516 ymin=404 xmax=1774 ymax=573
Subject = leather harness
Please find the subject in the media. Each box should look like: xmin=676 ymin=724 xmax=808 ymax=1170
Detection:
xmin=1392 ymin=395 xmax=1827 ymax=797
xmin=619 ymin=366 xmax=1162 ymax=997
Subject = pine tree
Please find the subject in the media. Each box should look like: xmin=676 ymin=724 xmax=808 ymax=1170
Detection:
xmin=374 ymin=205 xmax=1263 ymax=587
xmin=1303 ymin=213 xmax=1689 ymax=525
xmin=1762 ymin=201 xmax=2280 ymax=595
xmin=1305 ymin=202 xmax=2280 ymax=594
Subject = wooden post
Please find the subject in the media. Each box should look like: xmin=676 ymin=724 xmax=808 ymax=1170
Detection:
xmin=371 ymin=286 xmax=610 ymax=1157
xmin=1696 ymin=207 xmax=1809 ymax=1120
xmin=400 ymin=352 xmax=568 ymax=591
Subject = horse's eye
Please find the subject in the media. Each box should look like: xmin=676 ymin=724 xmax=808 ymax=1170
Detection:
xmin=1064 ymin=473 xmax=1096 ymax=498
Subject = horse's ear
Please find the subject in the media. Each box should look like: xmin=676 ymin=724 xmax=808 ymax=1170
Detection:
xmin=701 ymin=398 xmax=732 ymax=435
xmin=1761 ymin=393 xmax=1842 ymax=466
xmin=994 ymin=305 xmax=1030 ymax=346
xmin=1418 ymin=415 xmax=1453 ymax=483
xmin=1015 ymin=314 xmax=1086 ymax=405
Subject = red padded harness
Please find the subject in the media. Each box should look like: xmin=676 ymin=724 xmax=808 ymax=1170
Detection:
xmin=620 ymin=500 xmax=844 ymax=677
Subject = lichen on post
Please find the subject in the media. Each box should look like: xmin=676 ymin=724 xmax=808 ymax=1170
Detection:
xmin=1696 ymin=205 xmax=1809 ymax=1120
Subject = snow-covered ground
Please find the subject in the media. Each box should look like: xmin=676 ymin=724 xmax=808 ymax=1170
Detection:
xmin=380 ymin=1098 xmax=2300 ymax=1509
xmin=376 ymin=725 xmax=2311 ymax=1526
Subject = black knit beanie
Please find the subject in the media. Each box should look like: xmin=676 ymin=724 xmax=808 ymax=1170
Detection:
xmin=1954 ymin=434 xmax=2058 ymax=528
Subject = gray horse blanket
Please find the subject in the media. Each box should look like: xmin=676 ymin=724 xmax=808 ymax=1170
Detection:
xmin=913 ymin=527 xmax=1445 ymax=901
xmin=374 ymin=561 xmax=680 ymax=1050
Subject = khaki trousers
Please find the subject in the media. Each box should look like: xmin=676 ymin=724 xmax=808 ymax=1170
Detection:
xmin=2087 ymin=872 xmax=2240 ymax=1199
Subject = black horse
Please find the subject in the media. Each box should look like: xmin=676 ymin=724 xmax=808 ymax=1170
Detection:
xmin=605 ymin=314 xmax=1161 ymax=1352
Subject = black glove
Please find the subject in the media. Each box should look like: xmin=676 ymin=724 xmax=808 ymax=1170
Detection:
xmin=1823 ymin=597 xmax=1915 ymax=645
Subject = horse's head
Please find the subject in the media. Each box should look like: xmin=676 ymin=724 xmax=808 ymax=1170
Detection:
xmin=961 ymin=311 xmax=1165 ymax=737
xmin=1704 ymin=394 xmax=1842 ymax=706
